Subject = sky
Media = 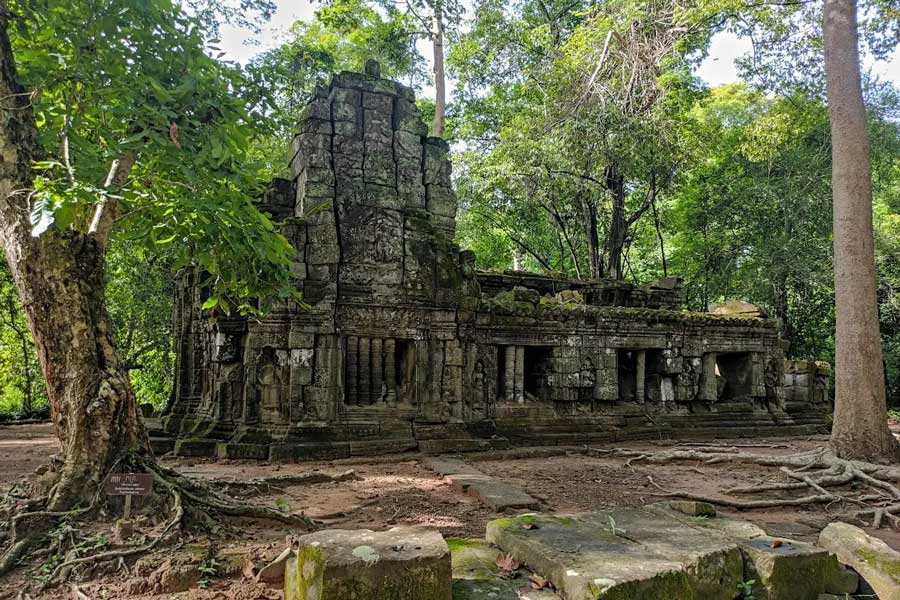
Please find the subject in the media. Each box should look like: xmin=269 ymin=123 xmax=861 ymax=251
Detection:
xmin=219 ymin=0 xmax=900 ymax=88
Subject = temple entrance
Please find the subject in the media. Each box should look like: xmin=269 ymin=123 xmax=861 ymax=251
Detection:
xmin=523 ymin=346 xmax=553 ymax=401
xmin=618 ymin=350 xmax=638 ymax=401
xmin=716 ymin=352 xmax=753 ymax=401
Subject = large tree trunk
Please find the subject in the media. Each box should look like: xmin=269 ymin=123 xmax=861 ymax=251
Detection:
xmin=0 ymin=7 xmax=146 ymax=511
xmin=824 ymin=0 xmax=898 ymax=460
xmin=582 ymin=196 xmax=601 ymax=279
xmin=431 ymin=2 xmax=446 ymax=138
xmin=604 ymin=164 xmax=627 ymax=280
xmin=774 ymin=270 xmax=793 ymax=354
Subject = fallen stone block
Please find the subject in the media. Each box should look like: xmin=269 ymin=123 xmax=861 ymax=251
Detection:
xmin=425 ymin=457 xmax=541 ymax=512
xmin=449 ymin=537 xmax=561 ymax=599
xmin=285 ymin=526 xmax=451 ymax=600
xmin=738 ymin=535 xmax=832 ymax=600
xmin=448 ymin=474 xmax=541 ymax=512
xmin=822 ymin=554 xmax=859 ymax=596
xmin=486 ymin=512 xmax=736 ymax=600
xmin=650 ymin=502 xmax=836 ymax=600
xmin=487 ymin=507 xmax=849 ymax=600
xmin=578 ymin=509 xmax=743 ymax=600
xmin=819 ymin=521 xmax=900 ymax=600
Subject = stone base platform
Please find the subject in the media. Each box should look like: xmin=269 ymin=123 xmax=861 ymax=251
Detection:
xmin=157 ymin=407 xmax=829 ymax=461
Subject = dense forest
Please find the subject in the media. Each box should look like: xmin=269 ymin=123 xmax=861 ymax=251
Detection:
xmin=0 ymin=0 xmax=898 ymax=421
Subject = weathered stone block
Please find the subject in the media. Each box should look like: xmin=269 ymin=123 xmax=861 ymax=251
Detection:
xmin=333 ymin=134 xmax=364 ymax=158
xmin=285 ymin=527 xmax=451 ymax=600
xmin=394 ymin=98 xmax=427 ymax=135
xmin=486 ymin=512 xmax=708 ymax=600
xmin=305 ymin=243 xmax=341 ymax=265
xmin=363 ymin=108 xmax=393 ymax=140
xmin=394 ymin=130 xmax=423 ymax=160
xmin=362 ymin=91 xmax=393 ymax=112
xmin=298 ymin=117 xmax=332 ymax=135
xmin=173 ymin=438 xmax=217 ymax=457
xmin=297 ymin=97 xmax=331 ymax=122
xmin=738 ymin=536 xmax=831 ymax=600
xmin=331 ymin=87 xmax=360 ymax=114
xmin=427 ymin=184 xmax=457 ymax=218
xmin=288 ymin=331 xmax=315 ymax=349
xmin=819 ymin=521 xmax=900 ymax=600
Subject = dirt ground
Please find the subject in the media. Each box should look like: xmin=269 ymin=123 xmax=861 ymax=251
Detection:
xmin=2 ymin=423 xmax=899 ymax=599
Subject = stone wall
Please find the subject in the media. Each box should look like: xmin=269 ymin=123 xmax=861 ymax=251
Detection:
xmin=160 ymin=63 xmax=831 ymax=460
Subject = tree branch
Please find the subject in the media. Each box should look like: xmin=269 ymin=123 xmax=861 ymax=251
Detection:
xmin=471 ymin=208 xmax=554 ymax=271
xmin=88 ymin=152 xmax=136 ymax=246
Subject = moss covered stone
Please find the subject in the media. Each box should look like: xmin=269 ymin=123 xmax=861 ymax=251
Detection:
xmin=284 ymin=526 xmax=451 ymax=600
xmin=486 ymin=509 xmax=744 ymax=600
xmin=819 ymin=521 xmax=900 ymax=600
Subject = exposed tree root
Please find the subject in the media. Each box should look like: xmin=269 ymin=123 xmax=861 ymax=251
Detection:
xmin=0 ymin=453 xmax=317 ymax=589
xmin=588 ymin=445 xmax=900 ymax=529
xmin=207 ymin=469 xmax=360 ymax=496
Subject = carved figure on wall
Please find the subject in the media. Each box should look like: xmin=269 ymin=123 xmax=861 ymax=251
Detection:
xmin=459 ymin=250 xmax=481 ymax=310
xmin=217 ymin=363 xmax=244 ymax=422
xmin=257 ymin=346 xmax=287 ymax=424
xmin=469 ymin=360 xmax=487 ymax=419
xmin=578 ymin=357 xmax=596 ymax=404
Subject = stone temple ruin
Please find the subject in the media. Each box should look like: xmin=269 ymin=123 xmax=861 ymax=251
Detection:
xmin=158 ymin=62 xmax=832 ymax=460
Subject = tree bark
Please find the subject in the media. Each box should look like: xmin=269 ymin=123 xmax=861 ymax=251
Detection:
xmin=0 ymin=7 xmax=147 ymax=510
xmin=604 ymin=164 xmax=627 ymax=280
xmin=582 ymin=196 xmax=601 ymax=279
xmin=774 ymin=270 xmax=793 ymax=354
xmin=823 ymin=0 xmax=899 ymax=460
xmin=431 ymin=2 xmax=446 ymax=138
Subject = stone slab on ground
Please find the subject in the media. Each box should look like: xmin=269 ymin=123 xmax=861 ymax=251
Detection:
xmin=650 ymin=502 xmax=841 ymax=600
xmin=819 ymin=521 xmax=900 ymax=600
xmin=487 ymin=507 xmax=843 ymax=600
xmin=486 ymin=512 xmax=722 ymax=600
xmin=448 ymin=537 xmax=561 ymax=600
xmin=284 ymin=526 xmax=451 ymax=600
xmin=425 ymin=456 xmax=541 ymax=512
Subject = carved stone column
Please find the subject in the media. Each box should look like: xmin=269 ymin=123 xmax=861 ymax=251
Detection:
xmin=635 ymin=350 xmax=647 ymax=403
xmin=515 ymin=346 xmax=525 ymax=404
xmin=384 ymin=338 xmax=397 ymax=405
xmin=347 ymin=336 xmax=359 ymax=405
xmin=371 ymin=337 xmax=383 ymax=404
xmin=700 ymin=352 xmax=718 ymax=401
xmin=503 ymin=346 xmax=516 ymax=403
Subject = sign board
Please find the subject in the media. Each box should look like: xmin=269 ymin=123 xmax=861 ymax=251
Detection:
xmin=105 ymin=473 xmax=153 ymax=497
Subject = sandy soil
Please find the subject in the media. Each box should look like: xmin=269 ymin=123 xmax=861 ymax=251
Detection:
xmin=1 ymin=424 xmax=898 ymax=599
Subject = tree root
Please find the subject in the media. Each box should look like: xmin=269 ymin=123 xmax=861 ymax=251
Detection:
xmin=0 ymin=453 xmax=317 ymax=589
xmin=588 ymin=445 xmax=900 ymax=529
xmin=206 ymin=469 xmax=360 ymax=496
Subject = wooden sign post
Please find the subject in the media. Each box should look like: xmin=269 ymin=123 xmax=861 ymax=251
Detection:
xmin=105 ymin=472 xmax=153 ymax=519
